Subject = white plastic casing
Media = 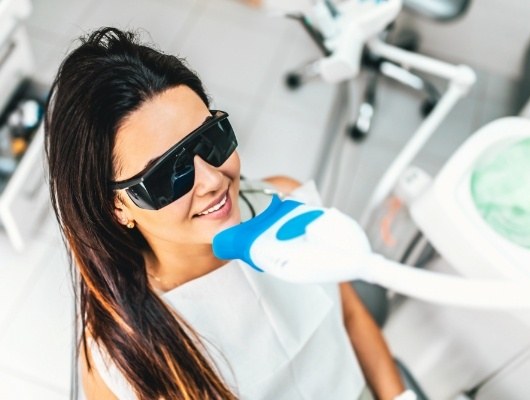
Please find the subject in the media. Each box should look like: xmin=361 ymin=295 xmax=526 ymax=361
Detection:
xmin=318 ymin=0 xmax=402 ymax=83
xmin=410 ymin=117 xmax=530 ymax=281
xmin=249 ymin=206 xmax=372 ymax=283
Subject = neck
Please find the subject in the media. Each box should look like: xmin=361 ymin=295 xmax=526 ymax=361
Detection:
xmin=145 ymin=241 xmax=225 ymax=292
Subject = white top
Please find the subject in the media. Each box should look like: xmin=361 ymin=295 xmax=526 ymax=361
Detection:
xmin=88 ymin=181 xmax=366 ymax=399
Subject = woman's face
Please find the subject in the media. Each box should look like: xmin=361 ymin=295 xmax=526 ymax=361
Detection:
xmin=112 ymin=85 xmax=241 ymax=247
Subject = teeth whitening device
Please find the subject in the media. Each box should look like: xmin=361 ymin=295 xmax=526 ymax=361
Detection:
xmin=213 ymin=115 xmax=530 ymax=311
xmin=213 ymin=187 xmax=530 ymax=310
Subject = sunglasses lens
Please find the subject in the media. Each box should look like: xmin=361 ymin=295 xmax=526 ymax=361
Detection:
xmin=127 ymin=184 xmax=157 ymax=210
xmin=196 ymin=119 xmax=237 ymax=167
xmin=171 ymin=164 xmax=195 ymax=200
xmin=140 ymin=152 xmax=195 ymax=209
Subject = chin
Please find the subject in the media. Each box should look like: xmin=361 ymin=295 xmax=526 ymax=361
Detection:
xmin=216 ymin=210 xmax=241 ymax=237
xmin=201 ymin=209 xmax=240 ymax=244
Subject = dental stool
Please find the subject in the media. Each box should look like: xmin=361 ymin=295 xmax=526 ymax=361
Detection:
xmin=348 ymin=0 xmax=471 ymax=141
xmin=285 ymin=0 xmax=471 ymax=141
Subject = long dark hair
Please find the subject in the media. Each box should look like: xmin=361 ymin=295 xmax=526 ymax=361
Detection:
xmin=45 ymin=27 xmax=237 ymax=399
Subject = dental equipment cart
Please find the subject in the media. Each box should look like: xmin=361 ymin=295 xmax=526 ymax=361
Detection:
xmin=0 ymin=0 xmax=49 ymax=251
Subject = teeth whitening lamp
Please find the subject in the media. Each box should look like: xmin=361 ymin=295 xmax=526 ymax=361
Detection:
xmin=213 ymin=159 xmax=530 ymax=310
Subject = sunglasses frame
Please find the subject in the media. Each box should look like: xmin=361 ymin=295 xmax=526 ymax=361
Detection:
xmin=110 ymin=110 xmax=235 ymax=209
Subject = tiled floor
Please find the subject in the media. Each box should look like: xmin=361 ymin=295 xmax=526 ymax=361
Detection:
xmin=0 ymin=0 xmax=523 ymax=398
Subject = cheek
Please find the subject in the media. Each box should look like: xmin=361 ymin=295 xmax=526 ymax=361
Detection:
xmin=224 ymin=151 xmax=241 ymax=208
xmin=132 ymin=196 xmax=192 ymax=241
xmin=226 ymin=151 xmax=241 ymax=178
xmin=142 ymin=214 xmax=205 ymax=247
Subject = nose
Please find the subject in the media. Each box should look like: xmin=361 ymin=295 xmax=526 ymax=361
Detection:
xmin=192 ymin=155 xmax=224 ymax=197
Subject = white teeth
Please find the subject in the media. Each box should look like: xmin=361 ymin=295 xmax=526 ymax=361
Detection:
xmin=197 ymin=194 xmax=227 ymax=216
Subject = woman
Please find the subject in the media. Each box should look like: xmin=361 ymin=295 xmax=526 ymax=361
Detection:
xmin=45 ymin=27 xmax=408 ymax=399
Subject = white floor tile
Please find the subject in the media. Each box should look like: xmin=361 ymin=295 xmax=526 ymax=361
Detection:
xmin=25 ymin=26 xmax=62 ymax=74
xmin=0 ymin=369 xmax=69 ymax=400
xmin=178 ymin=4 xmax=290 ymax=103
xmin=320 ymin=132 xmax=363 ymax=211
xmin=342 ymin=140 xmax=403 ymax=220
xmin=0 ymin=233 xmax=60 ymax=328
xmin=209 ymin=86 xmax=256 ymax=152
xmin=25 ymin=25 xmax=80 ymax=84
xmin=238 ymin=96 xmax=331 ymax=182
xmin=74 ymin=0 xmax=198 ymax=51
xmin=35 ymin=207 xmax=63 ymax=244
xmin=366 ymin=73 xmax=479 ymax=164
xmin=27 ymin=0 xmax=94 ymax=38
xmin=364 ymin=78 xmax=425 ymax=149
xmin=0 ymin=244 xmax=73 ymax=393
xmin=475 ymin=72 xmax=521 ymax=127
xmin=422 ymin=93 xmax=480 ymax=162
xmin=204 ymin=0 xmax=292 ymax=35
xmin=476 ymin=100 xmax=518 ymax=128
xmin=254 ymin=23 xmax=336 ymax=126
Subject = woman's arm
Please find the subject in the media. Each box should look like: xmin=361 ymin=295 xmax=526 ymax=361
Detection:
xmin=80 ymin=343 xmax=119 ymax=400
xmin=262 ymin=175 xmax=302 ymax=195
xmin=340 ymin=282 xmax=405 ymax=399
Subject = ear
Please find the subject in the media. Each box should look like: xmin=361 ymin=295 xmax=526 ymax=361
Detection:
xmin=113 ymin=193 xmax=132 ymax=226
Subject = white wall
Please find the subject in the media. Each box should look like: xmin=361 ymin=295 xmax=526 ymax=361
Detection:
xmin=400 ymin=0 xmax=530 ymax=80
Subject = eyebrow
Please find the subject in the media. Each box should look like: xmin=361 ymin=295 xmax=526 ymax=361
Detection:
xmin=142 ymin=114 xmax=213 ymax=170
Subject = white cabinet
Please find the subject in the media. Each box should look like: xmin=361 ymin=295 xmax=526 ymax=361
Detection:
xmin=0 ymin=121 xmax=49 ymax=251
xmin=0 ymin=0 xmax=49 ymax=251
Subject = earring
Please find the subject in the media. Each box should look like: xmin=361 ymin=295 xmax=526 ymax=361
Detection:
xmin=126 ymin=220 xmax=136 ymax=229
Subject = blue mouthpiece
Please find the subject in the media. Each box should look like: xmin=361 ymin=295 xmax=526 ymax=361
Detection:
xmin=212 ymin=195 xmax=302 ymax=271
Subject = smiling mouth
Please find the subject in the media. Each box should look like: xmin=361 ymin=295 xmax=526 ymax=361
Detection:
xmin=195 ymin=192 xmax=228 ymax=217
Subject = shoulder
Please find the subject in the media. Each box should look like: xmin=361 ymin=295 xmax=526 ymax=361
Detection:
xmin=238 ymin=176 xmax=303 ymax=220
xmin=262 ymin=175 xmax=301 ymax=195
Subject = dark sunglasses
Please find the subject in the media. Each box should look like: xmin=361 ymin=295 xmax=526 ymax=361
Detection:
xmin=111 ymin=110 xmax=237 ymax=210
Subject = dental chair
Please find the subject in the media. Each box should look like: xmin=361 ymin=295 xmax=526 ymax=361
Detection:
xmin=284 ymin=0 xmax=471 ymax=141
